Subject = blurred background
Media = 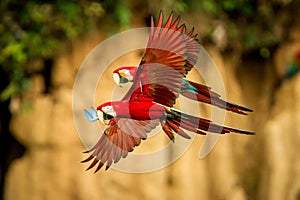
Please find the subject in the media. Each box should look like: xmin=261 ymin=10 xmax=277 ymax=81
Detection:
xmin=1 ymin=0 xmax=300 ymax=199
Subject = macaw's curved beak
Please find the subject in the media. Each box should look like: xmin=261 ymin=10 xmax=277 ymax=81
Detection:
xmin=97 ymin=110 xmax=114 ymax=125
xmin=97 ymin=110 xmax=105 ymax=124
xmin=113 ymin=72 xmax=130 ymax=87
xmin=113 ymin=73 xmax=121 ymax=87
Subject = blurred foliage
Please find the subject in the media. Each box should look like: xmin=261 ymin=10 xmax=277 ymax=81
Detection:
xmin=0 ymin=0 xmax=131 ymax=101
xmin=176 ymin=0 xmax=297 ymax=56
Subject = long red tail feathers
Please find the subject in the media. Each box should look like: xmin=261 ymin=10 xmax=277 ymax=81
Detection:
xmin=181 ymin=91 xmax=252 ymax=115
xmin=163 ymin=108 xmax=254 ymax=141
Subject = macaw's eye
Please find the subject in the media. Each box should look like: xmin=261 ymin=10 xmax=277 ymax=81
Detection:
xmin=120 ymin=76 xmax=129 ymax=83
xmin=103 ymin=112 xmax=114 ymax=120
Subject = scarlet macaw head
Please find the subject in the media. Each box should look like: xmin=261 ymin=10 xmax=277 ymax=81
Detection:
xmin=96 ymin=102 xmax=116 ymax=125
xmin=84 ymin=103 xmax=119 ymax=125
xmin=113 ymin=66 xmax=137 ymax=86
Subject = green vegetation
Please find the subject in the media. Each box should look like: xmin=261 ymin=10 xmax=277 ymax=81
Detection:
xmin=0 ymin=1 xmax=100 ymax=100
xmin=177 ymin=0 xmax=296 ymax=55
xmin=0 ymin=0 xmax=131 ymax=101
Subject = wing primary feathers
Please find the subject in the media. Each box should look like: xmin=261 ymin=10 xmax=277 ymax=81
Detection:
xmin=81 ymin=154 xmax=94 ymax=163
xmin=166 ymin=120 xmax=191 ymax=139
xmin=187 ymin=27 xmax=195 ymax=37
xmin=86 ymin=158 xmax=99 ymax=171
xmin=170 ymin=15 xmax=181 ymax=30
xmin=163 ymin=12 xmax=173 ymax=29
xmin=153 ymin=12 xmax=164 ymax=45
xmin=157 ymin=11 xmax=164 ymax=28
xmin=158 ymin=12 xmax=174 ymax=42
xmin=176 ymin=24 xmax=186 ymax=34
xmin=136 ymin=11 xmax=201 ymax=107
xmin=94 ymin=162 xmax=104 ymax=173
xmin=161 ymin=121 xmax=175 ymax=141
xmin=148 ymin=16 xmax=155 ymax=45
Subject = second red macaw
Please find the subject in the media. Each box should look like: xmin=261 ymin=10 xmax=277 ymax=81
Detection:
xmin=82 ymin=11 xmax=254 ymax=172
xmin=113 ymin=66 xmax=252 ymax=115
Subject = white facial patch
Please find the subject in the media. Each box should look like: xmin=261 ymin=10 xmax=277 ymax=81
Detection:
xmin=119 ymin=69 xmax=133 ymax=82
xmin=102 ymin=105 xmax=117 ymax=118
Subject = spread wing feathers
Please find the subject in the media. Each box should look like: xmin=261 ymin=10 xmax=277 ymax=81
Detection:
xmin=133 ymin=11 xmax=200 ymax=107
xmin=146 ymin=11 xmax=200 ymax=74
xmin=160 ymin=107 xmax=254 ymax=141
xmin=81 ymin=118 xmax=159 ymax=173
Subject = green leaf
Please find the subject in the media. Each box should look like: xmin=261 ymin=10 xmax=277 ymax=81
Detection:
xmin=0 ymin=82 xmax=18 ymax=101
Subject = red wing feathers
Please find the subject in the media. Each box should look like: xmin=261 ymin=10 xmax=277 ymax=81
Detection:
xmin=82 ymin=118 xmax=159 ymax=172
xmin=131 ymin=11 xmax=200 ymax=107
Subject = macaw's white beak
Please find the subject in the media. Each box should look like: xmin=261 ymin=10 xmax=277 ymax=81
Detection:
xmin=113 ymin=73 xmax=121 ymax=87
xmin=97 ymin=109 xmax=115 ymax=125
xmin=97 ymin=110 xmax=105 ymax=125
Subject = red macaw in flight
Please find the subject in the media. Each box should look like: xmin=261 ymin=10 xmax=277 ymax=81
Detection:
xmin=113 ymin=66 xmax=253 ymax=114
xmin=82 ymin=11 xmax=254 ymax=172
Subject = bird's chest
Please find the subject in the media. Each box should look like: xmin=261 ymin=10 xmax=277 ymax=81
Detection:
xmin=128 ymin=102 xmax=165 ymax=120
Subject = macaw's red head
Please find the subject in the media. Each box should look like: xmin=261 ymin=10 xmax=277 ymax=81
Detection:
xmin=96 ymin=102 xmax=116 ymax=125
xmin=113 ymin=66 xmax=137 ymax=86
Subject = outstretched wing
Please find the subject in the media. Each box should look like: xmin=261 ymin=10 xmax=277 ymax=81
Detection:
xmin=125 ymin=11 xmax=200 ymax=106
xmin=81 ymin=118 xmax=159 ymax=172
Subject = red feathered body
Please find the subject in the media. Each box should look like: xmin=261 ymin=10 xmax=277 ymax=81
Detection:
xmin=97 ymin=100 xmax=166 ymax=120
